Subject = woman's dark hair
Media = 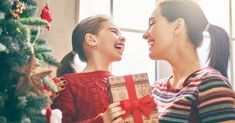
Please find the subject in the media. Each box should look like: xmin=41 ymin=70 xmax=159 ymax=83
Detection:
xmin=56 ymin=15 xmax=111 ymax=77
xmin=158 ymin=0 xmax=230 ymax=77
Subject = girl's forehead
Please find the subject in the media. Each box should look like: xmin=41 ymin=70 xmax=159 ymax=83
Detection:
xmin=102 ymin=21 xmax=118 ymax=29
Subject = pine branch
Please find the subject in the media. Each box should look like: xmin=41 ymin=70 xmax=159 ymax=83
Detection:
xmin=0 ymin=0 xmax=12 ymax=20
xmin=22 ymin=95 xmax=48 ymax=123
xmin=19 ymin=17 xmax=48 ymax=26
xmin=2 ymin=20 xmax=30 ymax=46
xmin=34 ymin=46 xmax=52 ymax=53
xmin=34 ymin=38 xmax=47 ymax=45
xmin=41 ymin=54 xmax=60 ymax=67
xmin=6 ymin=51 xmax=29 ymax=67
xmin=20 ymin=0 xmax=37 ymax=18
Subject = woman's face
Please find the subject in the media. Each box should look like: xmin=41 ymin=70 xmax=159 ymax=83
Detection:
xmin=143 ymin=8 xmax=175 ymax=60
xmin=95 ymin=21 xmax=126 ymax=62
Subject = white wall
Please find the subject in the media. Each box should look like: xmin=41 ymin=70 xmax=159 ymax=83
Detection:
xmin=36 ymin=0 xmax=76 ymax=75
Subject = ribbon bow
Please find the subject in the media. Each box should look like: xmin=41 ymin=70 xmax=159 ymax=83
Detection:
xmin=120 ymin=95 xmax=156 ymax=119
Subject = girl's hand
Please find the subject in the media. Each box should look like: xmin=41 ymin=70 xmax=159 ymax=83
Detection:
xmin=103 ymin=102 xmax=126 ymax=123
xmin=51 ymin=77 xmax=68 ymax=100
xmin=53 ymin=77 xmax=68 ymax=92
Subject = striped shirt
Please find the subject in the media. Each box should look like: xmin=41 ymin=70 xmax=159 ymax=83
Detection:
xmin=151 ymin=67 xmax=235 ymax=123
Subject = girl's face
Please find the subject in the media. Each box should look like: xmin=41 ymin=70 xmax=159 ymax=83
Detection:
xmin=95 ymin=21 xmax=126 ymax=62
xmin=143 ymin=8 xmax=175 ymax=60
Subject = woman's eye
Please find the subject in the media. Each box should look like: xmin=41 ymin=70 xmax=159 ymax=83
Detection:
xmin=111 ymin=30 xmax=119 ymax=35
xmin=149 ymin=18 xmax=156 ymax=27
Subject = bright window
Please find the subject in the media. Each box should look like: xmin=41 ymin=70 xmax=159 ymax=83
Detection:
xmin=79 ymin=0 xmax=110 ymax=21
xmin=232 ymin=0 xmax=235 ymax=38
xmin=111 ymin=32 xmax=155 ymax=83
xmin=198 ymin=0 xmax=230 ymax=32
xmin=113 ymin=0 xmax=155 ymax=30
xmin=111 ymin=0 xmax=156 ymax=83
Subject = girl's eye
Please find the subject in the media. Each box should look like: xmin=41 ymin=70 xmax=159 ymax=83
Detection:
xmin=149 ymin=20 xmax=155 ymax=26
xmin=111 ymin=29 xmax=119 ymax=35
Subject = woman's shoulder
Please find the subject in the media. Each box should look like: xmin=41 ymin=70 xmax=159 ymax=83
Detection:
xmin=196 ymin=67 xmax=232 ymax=89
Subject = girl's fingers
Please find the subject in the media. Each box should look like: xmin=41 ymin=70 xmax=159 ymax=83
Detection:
xmin=111 ymin=110 xmax=126 ymax=121
xmin=107 ymin=102 xmax=126 ymax=121
xmin=112 ymin=117 xmax=124 ymax=123
xmin=57 ymin=85 xmax=66 ymax=92
xmin=54 ymin=77 xmax=68 ymax=92
xmin=108 ymin=102 xmax=120 ymax=108
xmin=56 ymin=81 xmax=68 ymax=88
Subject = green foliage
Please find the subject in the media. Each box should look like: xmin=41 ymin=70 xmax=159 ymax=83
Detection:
xmin=19 ymin=17 xmax=48 ymax=26
xmin=20 ymin=0 xmax=37 ymax=18
xmin=41 ymin=53 xmax=61 ymax=67
xmin=0 ymin=0 xmax=59 ymax=122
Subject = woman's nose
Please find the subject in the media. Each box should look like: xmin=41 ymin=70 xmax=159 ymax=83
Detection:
xmin=142 ymin=31 xmax=149 ymax=39
xmin=119 ymin=36 xmax=126 ymax=42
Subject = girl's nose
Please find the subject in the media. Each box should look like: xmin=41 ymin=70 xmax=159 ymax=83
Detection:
xmin=119 ymin=36 xmax=126 ymax=42
xmin=142 ymin=31 xmax=149 ymax=39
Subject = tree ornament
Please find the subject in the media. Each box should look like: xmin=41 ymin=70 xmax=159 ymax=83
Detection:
xmin=15 ymin=54 xmax=52 ymax=96
xmin=40 ymin=4 xmax=52 ymax=30
xmin=11 ymin=0 xmax=26 ymax=19
xmin=41 ymin=107 xmax=62 ymax=123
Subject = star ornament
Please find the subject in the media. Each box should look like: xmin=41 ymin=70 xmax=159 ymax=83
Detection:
xmin=15 ymin=54 xmax=52 ymax=96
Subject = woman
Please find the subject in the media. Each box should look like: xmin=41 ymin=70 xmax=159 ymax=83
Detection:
xmin=52 ymin=15 xmax=126 ymax=123
xmin=105 ymin=0 xmax=235 ymax=123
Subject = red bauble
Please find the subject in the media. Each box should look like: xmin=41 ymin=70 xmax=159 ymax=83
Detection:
xmin=41 ymin=4 xmax=52 ymax=30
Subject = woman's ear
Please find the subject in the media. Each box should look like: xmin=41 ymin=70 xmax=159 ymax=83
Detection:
xmin=174 ymin=18 xmax=186 ymax=34
xmin=84 ymin=33 xmax=97 ymax=47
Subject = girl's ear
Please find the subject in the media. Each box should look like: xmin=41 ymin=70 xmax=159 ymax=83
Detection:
xmin=84 ymin=33 xmax=97 ymax=47
xmin=174 ymin=18 xmax=186 ymax=34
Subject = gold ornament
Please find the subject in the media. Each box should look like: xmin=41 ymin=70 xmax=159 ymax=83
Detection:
xmin=11 ymin=0 xmax=26 ymax=19
xmin=15 ymin=54 xmax=52 ymax=96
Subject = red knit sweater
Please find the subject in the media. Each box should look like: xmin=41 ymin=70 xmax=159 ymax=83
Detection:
xmin=51 ymin=71 xmax=111 ymax=123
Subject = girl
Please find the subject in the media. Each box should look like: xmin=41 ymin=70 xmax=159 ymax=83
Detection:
xmin=52 ymin=15 xmax=126 ymax=123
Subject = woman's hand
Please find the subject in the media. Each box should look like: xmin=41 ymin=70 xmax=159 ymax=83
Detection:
xmin=103 ymin=102 xmax=126 ymax=123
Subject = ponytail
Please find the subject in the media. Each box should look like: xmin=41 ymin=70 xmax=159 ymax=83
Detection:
xmin=56 ymin=52 xmax=77 ymax=77
xmin=207 ymin=24 xmax=230 ymax=77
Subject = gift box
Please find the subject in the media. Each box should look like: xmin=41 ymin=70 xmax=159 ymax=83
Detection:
xmin=107 ymin=73 xmax=158 ymax=123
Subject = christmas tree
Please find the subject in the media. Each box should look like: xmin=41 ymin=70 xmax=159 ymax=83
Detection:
xmin=0 ymin=0 xmax=60 ymax=122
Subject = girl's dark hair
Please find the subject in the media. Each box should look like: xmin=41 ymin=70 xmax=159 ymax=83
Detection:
xmin=56 ymin=15 xmax=111 ymax=77
xmin=159 ymin=0 xmax=230 ymax=77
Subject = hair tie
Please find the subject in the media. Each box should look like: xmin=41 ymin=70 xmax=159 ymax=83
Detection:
xmin=204 ymin=23 xmax=211 ymax=32
xmin=71 ymin=50 xmax=77 ymax=55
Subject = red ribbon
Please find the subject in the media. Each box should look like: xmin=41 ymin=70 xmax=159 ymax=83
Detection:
xmin=121 ymin=75 xmax=156 ymax=123
xmin=46 ymin=107 xmax=52 ymax=123
xmin=121 ymin=95 xmax=156 ymax=118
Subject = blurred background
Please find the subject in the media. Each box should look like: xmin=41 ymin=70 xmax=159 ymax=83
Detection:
xmin=36 ymin=0 xmax=235 ymax=90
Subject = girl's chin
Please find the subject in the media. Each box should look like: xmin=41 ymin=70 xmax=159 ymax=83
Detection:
xmin=113 ymin=56 xmax=122 ymax=62
xmin=149 ymin=53 xmax=158 ymax=60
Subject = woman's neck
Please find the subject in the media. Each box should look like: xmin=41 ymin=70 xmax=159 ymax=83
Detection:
xmin=168 ymin=47 xmax=201 ymax=89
